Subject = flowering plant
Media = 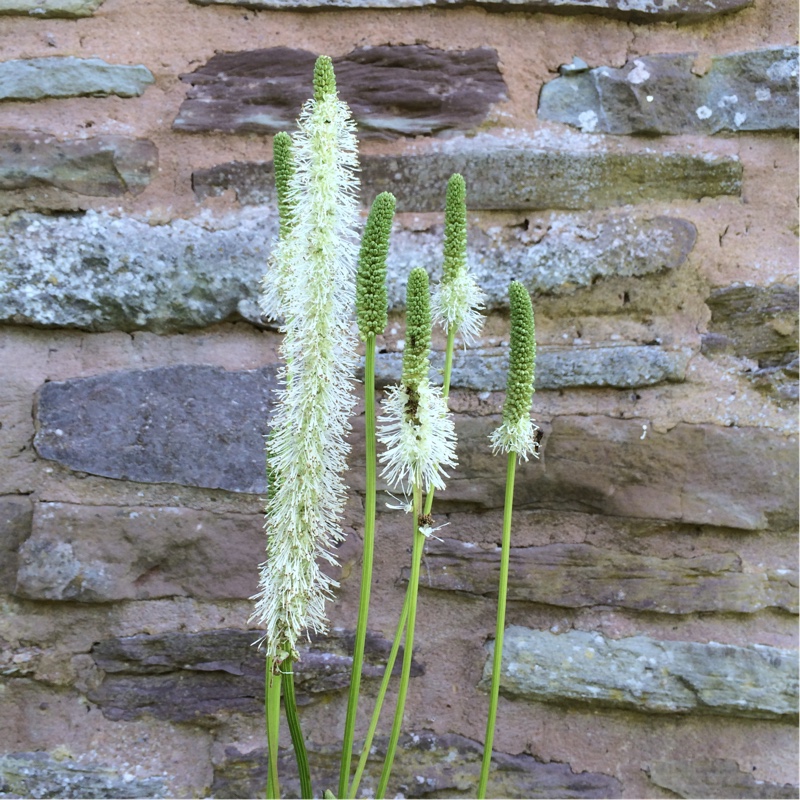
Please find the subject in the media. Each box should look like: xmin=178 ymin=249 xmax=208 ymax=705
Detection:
xmin=253 ymin=56 xmax=538 ymax=800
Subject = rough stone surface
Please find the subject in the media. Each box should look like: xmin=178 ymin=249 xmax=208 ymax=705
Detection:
xmin=0 ymin=133 xmax=157 ymax=209
xmin=0 ymin=57 xmax=154 ymax=101
xmin=174 ymin=45 xmax=506 ymax=137
xmin=88 ymin=628 xmax=422 ymax=722
xmin=212 ymin=731 xmax=623 ymax=799
xmin=194 ymin=148 xmax=741 ymax=211
xmin=409 ymin=538 xmax=798 ymax=615
xmin=34 ymin=365 xmax=278 ymax=493
xmin=0 ymin=0 xmax=103 ymax=15
xmin=369 ymin=345 xmax=691 ymax=391
xmin=539 ymin=47 xmax=799 ymax=135
xmin=703 ymin=283 xmax=799 ymax=402
xmin=0 ymin=495 xmax=31 ymax=591
xmin=189 ymin=0 xmax=752 ymax=23
xmin=0 ymin=210 xmax=696 ymax=331
xmin=14 ymin=503 xmax=264 ymax=602
xmin=438 ymin=415 xmax=799 ymax=530
xmin=648 ymin=758 xmax=800 ymax=799
xmin=484 ymin=626 xmax=799 ymax=719
xmin=0 ymin=752 xmax=166 ymax=799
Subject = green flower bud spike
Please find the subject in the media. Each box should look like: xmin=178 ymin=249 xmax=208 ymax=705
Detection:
xmin=356 ymin=192 xmax=395 ymax=340
xmin=489 ymin=281 xmax=539 ymax=461
xmin=314 ymin=54 xmax=336 ymax=101
xmin=273 ymin=131 xmax=295 ymax=240
xmin=442 ymin=173 xmax=467 ymax=284
xmin=402 ymin=267 xmax=433 ymax=392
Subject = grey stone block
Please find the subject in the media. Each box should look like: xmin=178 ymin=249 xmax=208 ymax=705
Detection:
xmin=483 ymin=627 xmax=799 ymax=719
xmin=0 ymin=57 xmax=153 ymax=100
xmin=189 ymin=0 xmax=752 ymax=24
xmin=0 ymin=0 xmax=104 ymax=16
xmin=539 ymin=47 xmax=799 ymax=134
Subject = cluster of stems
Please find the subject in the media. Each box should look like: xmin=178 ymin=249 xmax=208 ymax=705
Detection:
xmin=255 ymin=56 xmax=537 ymax=800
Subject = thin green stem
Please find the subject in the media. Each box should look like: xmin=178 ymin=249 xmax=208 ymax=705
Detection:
xmin=376 ymin=485 xmax=424 ymax=799
xmin=348 ymin=592 xmax=410 ymax=799
xmin=283 ymin=659 xmax=312 ymax=799
xmin=338 ymin=334 xmax=379 ymax=798
xmin=266 ymin=658 xmax=283 ymax=799
xmin=477 ymin=452 xmax=517 ymax=799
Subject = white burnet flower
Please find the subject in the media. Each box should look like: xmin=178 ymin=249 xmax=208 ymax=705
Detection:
xmin=378 ymin=379 xmax=457 ymax=494
xmin=251 ymin=62 xmax=360 ymax=662
xmin=431 ymin=268 xmax=486 ymax=346
xmin=489 ymin=416 xmax=540 ymax=462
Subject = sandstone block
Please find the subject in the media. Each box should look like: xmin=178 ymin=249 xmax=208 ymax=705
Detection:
xmin=0 ymin=495 xmax=32 ymax=590
xmin=0 ymin=210 xmax=695 ymax=331
xmin=369 ymin=345 xmax=691 ymax=391
xmin=88 ymin=628 xmax=422 ymax=722
xmin=15 ymin=502 xmax=264 ymax=602
xmin=189 ymin=0 xmax=752 ymax=23
xmin=0 ymin=133 xmax=157 ymax=208
xmin=539 ymin=48 xmax=799 ymax=134
xmin=408 ymin=538 xmax=798 ymax=615
xmin=648 ymin=758 xmax=799 ymax=799
xmin=0 ymin=57 xmax=154 ymax=100
xmin=212 ymin=732 xmax=622 ymax=799
xmin=194 ymin=149 xmax=741 ymax=211
xmin=484 ymin=627 xmax=799 ymax=719
xmin=34 ymin=365 xmax=278 ymax=493
xmin=0 ymin=752 xmax=165 ymax=799
xmin=174 ymin=46 xmax=506 ymax=137
xmin=0 ymin=0 xmax=104 ymax=16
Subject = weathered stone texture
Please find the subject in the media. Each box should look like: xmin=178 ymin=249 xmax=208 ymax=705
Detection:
xmin=14 ymin=503 xmax=264 ymax=602
xmin=370 ymin=345 xmax=691 ymax=391
xmin=212 ymin=732 xmax=622 ymax=799
xmin=175 ymin=46 xmax=506 ymax=137
xmin=648 ymin=758 xmax=800 ymax=799
xmin=0 ymin=0 xmax=104 ymax=16
xmin=441 ymin=415 xmax=798 ymax=531
xmin=539 ymin=47 xmax=799 ymax=135
xmin=190 ymin=0 xmax=752 ymax=23
xmin=194 ymin=149 xmax=741 ymax=211
xmin=88 ymin=628 xmax=422 ymax=722
xmin=485 ymin=627 xmax=799 ymax=719
xmin=409 ymin=538 xmax=798 ymax=615
xmin=0 ymin=133 xmax=157 ymax=209
xmin=0 ymin=210 xmax=696 ymax=331
xmin=0 ymin=752 xmax=166 ymax=799
xmin=0 ymin=57 xmax=154 ymax=101
xmin=0 ymin=495 xmax=31 ymax=590
xmin=34 ymin=365 xmax=278 ymax=493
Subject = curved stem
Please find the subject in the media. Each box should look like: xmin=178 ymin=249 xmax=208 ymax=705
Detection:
xmin=283 ymin=659 xmax=312 ymax=799
xmin=376 ymin=485 xmax=424 ymax=799
xmin=266 ymin=658 xmax=283 ymax=799
xmin=339 ymin=334 xmax=379 ymax=798
xmin=477 ymin=452 xmax=517 ymax=799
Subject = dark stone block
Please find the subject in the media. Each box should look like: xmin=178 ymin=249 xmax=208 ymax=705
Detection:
xmin=174 ymin=45 xmax=506 ymax=138
xmin=211 ymin=731 xmax=623 ymax=799
xmin=88 ymin=628 xmax=422 ymax=722
xmin=193 ymin=148 xmax=742 ymax=212
xmin=539 ymin=47 xmax=799 ymax=135
xmin=34 ymin=365 xmax=279 ymax=494
xmin=405 ymin=538 xmax=798 ymax=614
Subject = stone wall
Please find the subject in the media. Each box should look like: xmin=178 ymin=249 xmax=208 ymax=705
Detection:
xmin=0 ymin=0 xmax=797 ymax=798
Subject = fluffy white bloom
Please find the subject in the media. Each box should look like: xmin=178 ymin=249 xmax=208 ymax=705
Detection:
xmin=489 ymin=416 xmax=540 ymax=462
xmin=431 ymin=268 xmax=486 ymax=346
xmin=251 ymin=69 xmax=360 ymax=661
xmin=378 ymin=380 xmax=457 ymax=494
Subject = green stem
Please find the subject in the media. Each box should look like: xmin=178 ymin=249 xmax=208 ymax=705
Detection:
xmin=283 ymin=659 xmax=312 ymax=799
xmin=338 ymin=334 xmax=379 ymax=798
xmin=348 ymin=592 xmax=410 ymax=799
xmin=376 ymin=485 xmax=424 ymax=799
xmin=477 ymin=452 xmax=517 ymax=799
xmin=266 ymin=658 xmax=283 ymax=799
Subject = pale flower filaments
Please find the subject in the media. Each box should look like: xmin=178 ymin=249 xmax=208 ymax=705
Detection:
xmin=378 ymin=267 xmax=457 ymax=494
xmin=251 ymin=58 xmax=360 ymax=662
